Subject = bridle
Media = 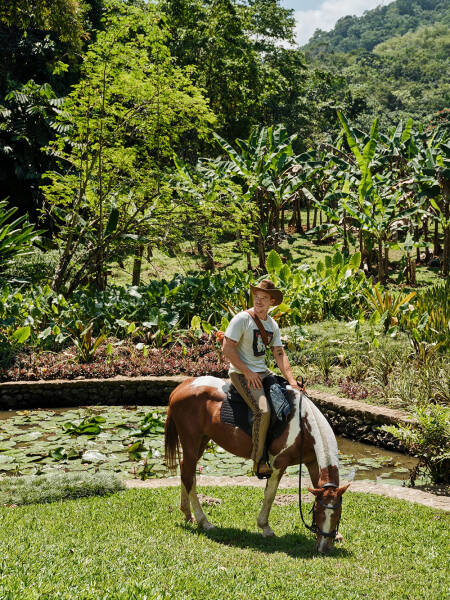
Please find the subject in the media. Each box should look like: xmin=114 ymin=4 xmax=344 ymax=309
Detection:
xmin=297 ymin=386 xmax=342 ymax=540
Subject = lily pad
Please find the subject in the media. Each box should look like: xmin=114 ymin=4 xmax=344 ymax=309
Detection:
xmin=14 ymin=431 xmax=43 ymax=442
xmin=81 ymin=451 xmax=108 ymax=463
xmin=0 ymin=441 xmax=16 ymax=450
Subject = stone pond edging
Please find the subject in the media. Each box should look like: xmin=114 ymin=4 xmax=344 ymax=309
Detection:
xmin=0 ymin=375 xmax=413 ymax=451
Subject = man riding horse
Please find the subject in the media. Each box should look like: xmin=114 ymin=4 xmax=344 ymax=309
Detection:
xmin=165 ymin=279 xmax=350 ymax=553
xmin=222 ymin=279 xmax=304 ymax=478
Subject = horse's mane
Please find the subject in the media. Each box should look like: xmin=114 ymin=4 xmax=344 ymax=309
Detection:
xmin=297 ymin=390 xmax=339 ymax=471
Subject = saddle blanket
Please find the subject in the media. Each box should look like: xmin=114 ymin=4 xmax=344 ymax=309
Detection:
xmin=220 ymin=375 xmax=292 ymax=444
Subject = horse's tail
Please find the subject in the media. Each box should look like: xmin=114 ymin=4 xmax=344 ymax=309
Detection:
xmin=164 ymin=405 xmax=180 ymax=473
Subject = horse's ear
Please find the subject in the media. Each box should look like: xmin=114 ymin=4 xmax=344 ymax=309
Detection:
xmin=336 ymin=483 xmax=350 ymax=496
xmin=308 ymin=487 xmax=324 ymax=497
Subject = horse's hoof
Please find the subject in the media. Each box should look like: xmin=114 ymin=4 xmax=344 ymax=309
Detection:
xmin=182 ymin=513 xmax=193 ymax=522
xmin=335 ymin=533 xmax=344 ymax=543
xmin=261 ymin=526 xmax=276 ymax=538
xmin=201 ymin=520 xmax=215 ymax=531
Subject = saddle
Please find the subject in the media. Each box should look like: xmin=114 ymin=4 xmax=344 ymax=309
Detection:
xmin=220 ymin=375 xmax=292 ymax=446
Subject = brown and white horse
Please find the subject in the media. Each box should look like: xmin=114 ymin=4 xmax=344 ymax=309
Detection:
xmin=164 ymin=375 xmax=350 ymax=553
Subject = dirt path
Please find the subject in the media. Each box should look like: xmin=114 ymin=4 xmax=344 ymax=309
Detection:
xmin=125 ymin=475 xmax=450 ymax=512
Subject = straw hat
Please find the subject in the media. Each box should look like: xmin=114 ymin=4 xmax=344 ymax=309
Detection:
xmin=249 ymin=279 xmax=283 ymax=305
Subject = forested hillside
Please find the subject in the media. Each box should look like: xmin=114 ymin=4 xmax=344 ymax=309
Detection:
xmin=304 ymin=0 xmax=450 ymax=129
xmin=304 ymin=0 xmax=450 ymax=54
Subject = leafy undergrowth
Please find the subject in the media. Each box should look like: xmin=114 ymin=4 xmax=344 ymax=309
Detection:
xmin=0 ymin=487 xmax=447 ymax=599
xmin=1 ymin=336 xmax=228 ymax=381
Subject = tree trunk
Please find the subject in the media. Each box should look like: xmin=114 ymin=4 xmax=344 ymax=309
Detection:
xmin=296 ymin=196 xmax=303 ymax=233
xmin=197 ymin=241 xmax=214 ymax=270
xmin=246 ymin=251 xmax=252 ymax=271
xmin=312 ymin=207 xmax=318 ymax=228
xmin=377 ymin=239 xmax=384 ymax=282
xmin=438 ymin=177 xmax=450 ymax=276
xmin=423 ymin=219 xmax=431 ymax=262
xmin=132 ymin=244 xmax=144 ymax=286
xmin=410 ymin=257 xmax=416 ymax=284
xmin=342 ymin=210 xmax=349 ymax=256
xmin=434 ymin=218 xmax=441 ymax=256
xmin=443 ymin=223 xmax=449 ymax=277
xmin=204 ymin=243 xmax=215 ymax=271
xmin=257 ymin=234 xmax=265 ymax=271
xmin=272 ymin=208 xmax=280 ymax=251
xmin=306 ymin=198 xmax=310 ymax=231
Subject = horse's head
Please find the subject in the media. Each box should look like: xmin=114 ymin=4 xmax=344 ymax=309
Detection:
xmin=308 ymin=483 xmax=350 ymax=554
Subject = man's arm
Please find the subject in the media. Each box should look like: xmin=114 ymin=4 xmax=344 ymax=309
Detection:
xmin=272 ymin=346 xmax=304 ymax=391
xmin=222 ymin=337 xmax=262 ymax=389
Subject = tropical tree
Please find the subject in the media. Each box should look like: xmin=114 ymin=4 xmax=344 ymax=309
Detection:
xmin=0 ymin=0 xmax=86 ymax=50
xmin=42 ymin=0 xmax=214 ymax=295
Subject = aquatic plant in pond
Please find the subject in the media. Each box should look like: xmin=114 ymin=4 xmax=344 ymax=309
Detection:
xmin=0 ymin=406 xmax=418 ymax=484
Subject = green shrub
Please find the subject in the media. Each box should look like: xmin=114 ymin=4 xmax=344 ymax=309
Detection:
xmin=0 ymin=471 xmax=125 ymax=506
xmin=266 ymin=248 xmax=370 ymax=323
xmin=0 ymin=200 xmax=43 ymax=272
xmin=400 ymin=279 xmax=450 ymax=361
xmin=3 ymin=249 xmax=59 ymax=284
xmin=382 ymin=404 xmax=450 ymax=485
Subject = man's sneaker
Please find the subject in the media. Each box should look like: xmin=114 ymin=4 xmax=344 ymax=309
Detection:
xmin=254 ymin=460 xmax=272 ymax=479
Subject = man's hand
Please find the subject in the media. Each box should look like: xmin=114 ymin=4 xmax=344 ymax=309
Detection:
xmin=289 ymin=378 xmax=306 ymax=393
xmin=245 ymin=370 xmax=262 ymax=389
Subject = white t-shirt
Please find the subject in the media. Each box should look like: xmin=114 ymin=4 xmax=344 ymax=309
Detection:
xmin=225 ymin=311 xmax=282 ymax=374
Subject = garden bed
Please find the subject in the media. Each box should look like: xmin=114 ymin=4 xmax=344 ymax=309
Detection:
xmin=1 ymin=337 xmax=227 ymax=382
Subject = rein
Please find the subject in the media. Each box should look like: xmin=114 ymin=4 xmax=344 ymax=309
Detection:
xmin=297 ymin=387 xmax=342 ymax=540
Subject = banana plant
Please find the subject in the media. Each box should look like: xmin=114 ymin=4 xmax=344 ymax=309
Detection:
xmin=410 ymin=130 xmax=450 ymax=276
xmin=213 ymin=124 xmax=299 ymax=269
xmin=337 ymin=113 xmax=423 ymax=282
xmin=172 ymin=156 xmax=250 ymax=271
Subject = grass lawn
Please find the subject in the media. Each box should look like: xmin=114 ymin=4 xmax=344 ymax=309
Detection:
xmin=107 ymin=227 xmax=440 ymax=289
xmin=0 ymin=486 xmax=448 ymax=599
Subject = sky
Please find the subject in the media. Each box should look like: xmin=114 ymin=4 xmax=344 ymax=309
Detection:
xmin=281 ymin=0 xmax=396 ymax=45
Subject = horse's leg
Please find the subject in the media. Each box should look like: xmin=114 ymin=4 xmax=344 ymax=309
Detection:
xmin=180 ymin=435 xmax=210 ymax=522
xmin=180 ymin=435 xmax=214 ymax=530
xmin=257 ymin=467 xmax=286 ymax=538
xmin=180 ymin=450 xmax=194 ymax=522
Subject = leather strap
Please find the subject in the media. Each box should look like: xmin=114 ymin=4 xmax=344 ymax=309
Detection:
xmin=246 ymin=309 xmax=270 ymax=347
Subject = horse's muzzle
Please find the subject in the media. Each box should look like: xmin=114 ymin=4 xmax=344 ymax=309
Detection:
xmin=316 ymin=537 xmax=334 ymax=554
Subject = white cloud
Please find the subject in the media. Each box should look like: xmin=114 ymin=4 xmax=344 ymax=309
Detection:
xmin=295 ymin=0 xmax=394 ymax=46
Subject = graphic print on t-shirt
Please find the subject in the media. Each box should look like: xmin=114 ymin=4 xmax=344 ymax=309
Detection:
xmin=252 ymin=329 xmax=273 ymax=357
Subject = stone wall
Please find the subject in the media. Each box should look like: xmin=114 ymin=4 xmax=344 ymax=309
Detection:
xmin=0 ymin=376 xmax=413 ymax=451
xmin=0 ymin=376 xmax=185 ymax=410
xmin=307 ymin=390 xmax=413 ymax=451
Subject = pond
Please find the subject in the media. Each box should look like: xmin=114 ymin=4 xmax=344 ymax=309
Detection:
xmin=0 ymin=405 xmax=417 ymax=485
